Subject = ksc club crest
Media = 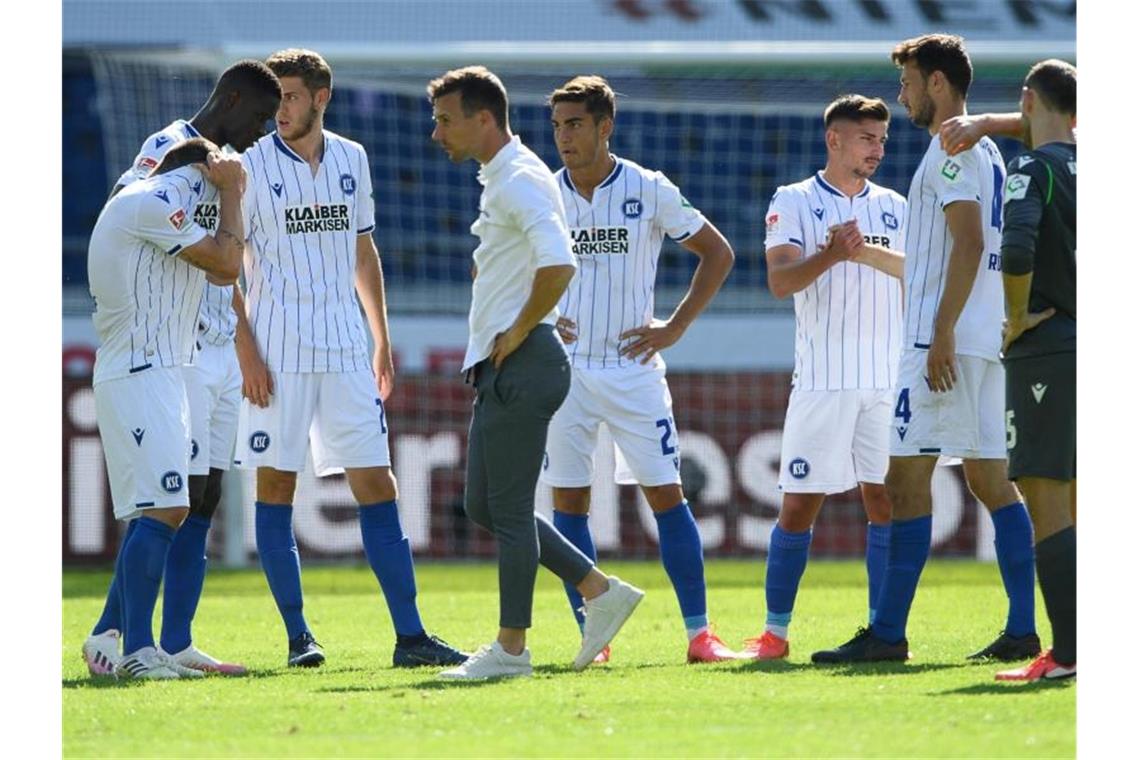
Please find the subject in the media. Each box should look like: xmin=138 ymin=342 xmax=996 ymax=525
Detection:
xmin=340 ymin=174 xmax=356 ymax=195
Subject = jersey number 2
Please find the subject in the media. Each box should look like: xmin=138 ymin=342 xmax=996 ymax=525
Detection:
xmin=656 ymin=417 xmax=677 ymax=455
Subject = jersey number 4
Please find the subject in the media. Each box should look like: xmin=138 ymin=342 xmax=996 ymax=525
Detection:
xmin=894 ymin=388 xmax=912 ymax=424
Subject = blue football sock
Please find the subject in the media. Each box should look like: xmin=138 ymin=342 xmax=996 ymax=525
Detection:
xmin=160 ymin=513 xmax=212 ymax=653
xmin=866 ymin=523 xmax=891 ymax=624
xmin=654 ymin=501 xmax=709 ymax=637
xmin=255 ymin=502 xmax=309 ymax=640
xmin=871 ymin=515 xmax=932 ymax=645
xmin=359 ymin=500 xmax=425 ymax=638
xmin=989 ymin=501 xmax=1036 ymax=637
xmin=121 ymin=517 xmax=175 ymax=655
xmin=552 ymin=510 xmax=596 ymax=633
xmin=92 ymin=519 xmax=138 ymax=636
xmin=765 ymin=525 xmax=812 ymax=635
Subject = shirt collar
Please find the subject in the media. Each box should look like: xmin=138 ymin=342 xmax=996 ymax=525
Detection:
xmin=477 ymin=135 xmax=522 ymax=186
xmin=815 ymin=170 xmax=870 ymax=199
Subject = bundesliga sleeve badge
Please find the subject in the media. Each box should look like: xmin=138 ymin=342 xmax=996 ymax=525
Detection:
xmin=168 ymin=208 xmax=188 ymax=230
xmin=1004 ymin=173 xmax=1031 ymax=202
xmin=766 ymin=212 xmax=781 ymax=234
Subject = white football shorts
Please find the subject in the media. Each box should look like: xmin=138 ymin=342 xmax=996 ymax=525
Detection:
xmin=94 ymin=366 xmax=192 ymax=520
xmin=234 ymin=369 xmax=391 ymax=476
xmin=889 ymin=349 xmax=1006 ymax=460
xmin=542 ymin=364 xmax=681 ymax=488
xmin=778 ymin=388 xmax=893 ymax=494
xmin=184 ymin=340 xmax=241 ymax=475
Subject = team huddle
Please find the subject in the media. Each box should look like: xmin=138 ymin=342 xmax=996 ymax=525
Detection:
xmin=82 ymin=34 xmax=1077 ymax=684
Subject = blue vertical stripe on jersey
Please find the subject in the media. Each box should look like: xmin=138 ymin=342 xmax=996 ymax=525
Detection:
xmin=602 ymin=179 xmax=615 ymax=366
xmin=617 ymin=166 xmax=629 ymax=368
xmin=586 ymin=201 xmax=598 ymax=368
xmin=271 ymin=144 xmax=294 ymax=371
xmin=131 ymin=243 xmax=144 ymax=368
xmin=327 ymin=143 xmax=352 ymax=372
xmin=250 ymin=145 xmax=274 ymax=366
xmin=568 ymin=189 xmax=587 ymax=366
xmin=286 ymin=156 xmax=311 ymax=373
xmin=928 ymin=200 xmax=952 ymax=346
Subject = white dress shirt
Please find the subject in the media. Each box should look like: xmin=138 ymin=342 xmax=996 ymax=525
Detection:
xmin=463 ymin=135 xmax=577 ymax=371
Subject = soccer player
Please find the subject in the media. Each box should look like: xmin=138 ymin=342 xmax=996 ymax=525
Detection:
xmin=234 ymin=49 xmax=466 ymax=668
xmin=746 ymin=95 xmax=906 ymax=661
xmin=427 ymin=66 xmax=644 ymax=680
xmin=82 ymin=60 xmax=282 ymax=677
xmin=813 ymin=34 xmax=1040 ymax=664
xmin=539 ymin=75 xmax=738 ymax=663
xmin=987 ymin=61 xmax=1077 ymax=682
xmin=88 ymin=138 xmax=246 ymax=679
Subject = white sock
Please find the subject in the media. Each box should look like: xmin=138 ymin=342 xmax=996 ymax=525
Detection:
xmin=765 ymin=624 xmax=789 ymax=639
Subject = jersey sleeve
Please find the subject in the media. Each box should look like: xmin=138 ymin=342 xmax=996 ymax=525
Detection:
xmin=116 ymin=132 xmax=169 ymax=189
xmin=654 ymin=173 xmax=707 ymax=241
xmin=355 ymin=147 xmax=376 ymax=235
xmin=134 ymin=188 xmax=209 ymax=256
xmin=502 ymin=170 xmax=576 ymax=269
xmin=1000 ymin=156 xmax=1047 ymax=276
xmin=764 ymin=187 xmax=805 ymax=251
xmin=932 ymin=146 xmax=983 ymax=209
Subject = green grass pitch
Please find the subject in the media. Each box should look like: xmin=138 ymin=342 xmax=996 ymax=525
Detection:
xmin=63 ymin=559 xmax=1074 ymax=757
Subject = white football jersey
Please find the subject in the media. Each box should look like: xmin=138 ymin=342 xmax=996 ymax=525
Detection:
xmin=765 ymin=172 xmax=906 ymax=391
xmin=119 ymin=119 xmax=235 ymax=347
xmin=241 ymin=131 xmax=375 ymax=373
xmin=554 ymin=157 xmax=706 ymax=370
xmin=88 ymin=166 xmax=217 ymax=384
xmin=904 ymin=135 xmax=1006 ymax=361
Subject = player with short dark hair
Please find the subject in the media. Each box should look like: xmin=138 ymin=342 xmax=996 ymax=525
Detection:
xmin=82 ymin=63 xmax=281 ymax=678
xmin=540 ymin=74 xmax=739 ymax=664
xmin=87 ymin=139 xmax=246 ymax=679
xmin=990 ymin=59 xmax=1077 ymax=682
xmin=427 ymin=66 xmax=645 ymax=680
xmin=744 ymin=93 xmax=905 ymax=661
xmin=813 ymin=34 xmax=1040 ymax=665
xmin=233 ymin=48 xmax=467 ymax=670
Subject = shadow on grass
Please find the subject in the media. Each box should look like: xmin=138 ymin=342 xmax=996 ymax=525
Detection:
xmin=813 ymin=661 xmax=967 ymax=677
xmin=933 ymin=679 xmax=1075 ymax=696
xmin=62 ymin=668 xmax=283 ymax=689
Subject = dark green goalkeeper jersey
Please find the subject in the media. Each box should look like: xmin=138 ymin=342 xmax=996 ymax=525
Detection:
xmin=999 ymin=141 xmax=1076 ymax=359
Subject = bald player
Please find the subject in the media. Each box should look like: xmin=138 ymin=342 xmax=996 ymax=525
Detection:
xmin=541 ymin=75 xmax=738 ymax=664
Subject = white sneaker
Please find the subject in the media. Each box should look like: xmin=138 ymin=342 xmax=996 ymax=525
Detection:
xmin=82 ymin=629 xmax=121 ymax=677
xmin=154 ymin=648 xmax=206 ymax=678
xmin=115 ymin=647 xmax=181 ymax=680
xmin=574 ymin=577 xmax=645 ymax=671
xmin=164 ymin=644 xmax=248 ymax=676
xmin=438 ymin=642 xmax=532 ymax=680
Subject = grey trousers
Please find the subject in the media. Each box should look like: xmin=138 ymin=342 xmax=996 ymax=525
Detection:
xmin=464 ymin=324 xmax=596 ymax=629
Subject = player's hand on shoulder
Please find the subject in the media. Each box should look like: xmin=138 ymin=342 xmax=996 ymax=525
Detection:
xmin=373 ymin=346 xmax=396 ymax=401
xmin=939 ymin=115 xmax=984 ymax=157
xmin=556 ymin=316 xmax=578 ymax=344
xmin=206 ymin=151 xmax=246 ymax=193
xmin=619 ymin=318 xmax=682 ymax=364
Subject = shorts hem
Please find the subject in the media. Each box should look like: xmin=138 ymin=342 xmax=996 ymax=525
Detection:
xmin=539 ymin=475 xmax=594 ymax=488
xmin=778 ymin=480 xmax=857 ymax=495
xmin=313 ymin=457 xmax=391 ymax=477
